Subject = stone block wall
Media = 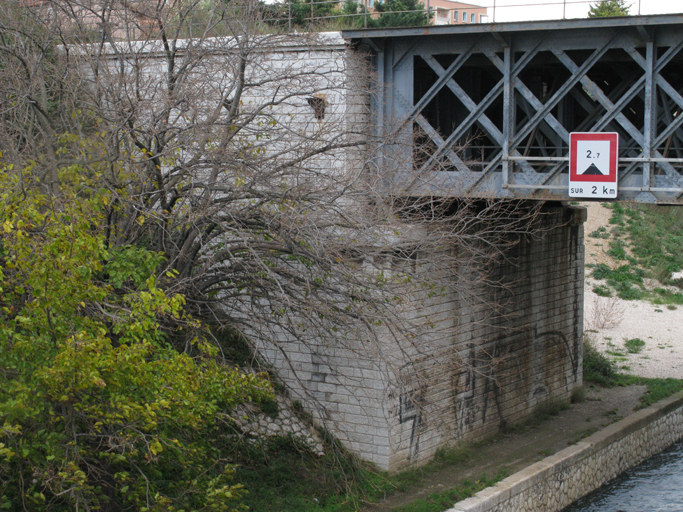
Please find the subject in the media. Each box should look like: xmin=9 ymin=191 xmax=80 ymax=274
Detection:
xmin=255 ymin=203 xmax=587 ymax=471
xmin=385 ymin=203 xmax=586 ymax=470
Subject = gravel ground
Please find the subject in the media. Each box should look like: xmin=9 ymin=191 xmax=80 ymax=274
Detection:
xmin=582 ymin=202 xmax=683 ymax=379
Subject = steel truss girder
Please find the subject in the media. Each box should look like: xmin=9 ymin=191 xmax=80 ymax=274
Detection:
xmin=353 ymin=16 xmax=683 ymax=203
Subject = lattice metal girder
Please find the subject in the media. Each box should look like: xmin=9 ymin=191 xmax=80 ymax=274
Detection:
xmin=345 ymin=15 xmax=683 ymax=203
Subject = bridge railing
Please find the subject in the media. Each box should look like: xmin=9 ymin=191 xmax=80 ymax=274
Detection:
xmin=260 ymin=0 xmax=673 ymax=32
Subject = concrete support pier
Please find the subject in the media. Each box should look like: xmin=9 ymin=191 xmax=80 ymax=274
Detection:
xmin=257 ymin=203 xmax=587 ymax=471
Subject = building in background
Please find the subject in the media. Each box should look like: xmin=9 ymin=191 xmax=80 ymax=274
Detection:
xmin=427 ymin=0 xmax=488 ymax=25
xmin=359 ymin=0 xmax=487 ymax=26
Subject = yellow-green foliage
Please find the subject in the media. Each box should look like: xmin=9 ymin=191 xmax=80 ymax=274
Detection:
xmin=0 ymin=163 xmax=272 ymax=510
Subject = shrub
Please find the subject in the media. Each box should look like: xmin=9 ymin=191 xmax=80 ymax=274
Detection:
xmin=0 ymin=169 xmax=272 ymax=510
xmin=583 ymin=340 xmax=618 ymax=386
xmin=589 ymin=226 xmax=610 ymax=239
xmin=592 ymin=285 xmax=612 ymax=297
xmin=625 ymin=338 xmax=646 ymax=354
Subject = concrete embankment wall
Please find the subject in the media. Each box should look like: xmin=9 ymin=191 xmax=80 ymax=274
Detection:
xmin=448 ymin=390 xmax=683 ymax=512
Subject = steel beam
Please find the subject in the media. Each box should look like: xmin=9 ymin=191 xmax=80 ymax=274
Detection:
xmin=350 ymin=16 xmax=683 ymax=203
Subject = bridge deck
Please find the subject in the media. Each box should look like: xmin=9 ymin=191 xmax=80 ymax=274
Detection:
xmin=344 ymin=15 xmax=683 ymax=203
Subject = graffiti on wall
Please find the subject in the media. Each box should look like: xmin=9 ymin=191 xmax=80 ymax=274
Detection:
xmin=452 ymin=324 xmax=580 ymax=437
xmin=392 ymin=362 xmax=428 ymax=462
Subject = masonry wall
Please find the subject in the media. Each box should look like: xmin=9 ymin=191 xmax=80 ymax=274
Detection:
xmin=254 ymin=204 xmax=586 ymax=471
xmin=384 ymin=204 xmax=586 ymax=470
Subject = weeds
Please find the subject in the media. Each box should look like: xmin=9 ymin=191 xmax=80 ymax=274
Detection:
xmin=607 ymin=202 xmax=626 ymax=226
xmin=607 ymin=203 xmax=683 ymax=288
xmin=568 ymin=427 xmax=598 ymax=445
xmin=590 ymin=202 xmax=683 ymax=304
xmin=393 ymin=469 xmax=509 ymax=512
xmin=589 ymin=226 xmax=610 ymax=239
xmin=585 ymin=295 xmax=625 ymax=330
xmin=583 ymin=339 xmax=618 ymax=386
xmin=592 ymin=284 xmax=612 ymax=297
xmin=571 ymin=386 xmax=587 ymax=403
xmin=534 ymin=399 xmax=570 ymax=421
xmin=607 ymin=239 xmax=628 ymax=260
xmin=590 ymin=263 xmax=646 ymax=301
xmin=583 ymin=338 xmax=683 ymax=410
xmin=625 ymin=338 xmax=646 ymax=354
xmin=620 ymin=376 xmax=683 ymax=409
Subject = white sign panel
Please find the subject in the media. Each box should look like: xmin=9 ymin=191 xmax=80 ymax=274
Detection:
xmin=569 ymin=132 xmax=619 ymax=199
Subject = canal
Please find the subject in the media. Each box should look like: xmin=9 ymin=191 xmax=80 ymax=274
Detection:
xmin=563 ymin=440 xmax=683 ymax=511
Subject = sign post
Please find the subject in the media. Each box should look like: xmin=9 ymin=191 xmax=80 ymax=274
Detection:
xmin=569 ymin=132 xmax=619 ymax=199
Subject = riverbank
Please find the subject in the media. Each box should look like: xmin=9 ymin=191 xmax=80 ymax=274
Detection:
xmin=582 ymin=201 xmax=683 ymax=379
xmin=447 ymin=389 xmax=683 ymax=512
xmin=362 ymin=384 xmax=648 ymax=511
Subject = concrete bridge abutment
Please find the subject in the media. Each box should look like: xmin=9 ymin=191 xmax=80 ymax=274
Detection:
xmin=256 ymin=202 xmax=586 ymax=471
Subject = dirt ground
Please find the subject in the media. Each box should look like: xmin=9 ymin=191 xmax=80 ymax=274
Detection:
xmin=362 ymin=384 xmax=647 ymax=511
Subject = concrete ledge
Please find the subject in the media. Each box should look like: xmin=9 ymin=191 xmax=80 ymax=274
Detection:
xmin=447 ymin=390 xmax=683 ymax=512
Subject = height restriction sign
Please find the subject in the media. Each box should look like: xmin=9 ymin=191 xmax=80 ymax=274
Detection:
xmin=569 ymin=132 xmax=619 ymax=199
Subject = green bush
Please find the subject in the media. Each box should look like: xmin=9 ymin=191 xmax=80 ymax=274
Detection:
xmin=625 ymin=338 xmax=646 ymax=354
xmin=0 ymin=167 xmax=272 ymax=511
xmin=583 ymin=340 xmax=618 ymax=386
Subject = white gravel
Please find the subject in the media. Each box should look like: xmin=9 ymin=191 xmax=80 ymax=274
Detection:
xmin=582 ymin=202 xmax=683 ymax=380
xmin=584 ymin=286 xmax=683 ymax=379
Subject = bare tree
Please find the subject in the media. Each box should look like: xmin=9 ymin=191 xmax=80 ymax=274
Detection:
xmin=0 ymin=0 xmax=544 ymax=463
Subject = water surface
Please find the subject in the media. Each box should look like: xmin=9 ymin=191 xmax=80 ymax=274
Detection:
xmin=563 ymin=440 xmax=683 ymax=511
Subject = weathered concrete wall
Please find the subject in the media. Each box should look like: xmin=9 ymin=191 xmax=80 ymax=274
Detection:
xmin=257 ymin=204 xmax=586 ymax=471
xmin=447 ymin=390 xmax=683 ymax=512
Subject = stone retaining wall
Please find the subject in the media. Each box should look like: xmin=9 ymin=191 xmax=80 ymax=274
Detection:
xmin=448 ymin=390 xmax=683 ymax=512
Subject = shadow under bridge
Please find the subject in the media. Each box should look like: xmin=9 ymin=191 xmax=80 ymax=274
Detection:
xmin=344 ymin=14 xmax=683 ymax=204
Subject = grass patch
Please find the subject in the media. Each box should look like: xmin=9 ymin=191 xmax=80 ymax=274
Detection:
xmin=618 ymin=376 xmax=683 ymax=409
xmin=614 ymin=203 xmax=683 ymax=287
xmin=653 ymin=288 xmax=683 ymax=305
xmin=589 ymin=226 xmax=610 ymax=239
xmin=583 ymin=340 xmax=618 ymax=387
xmin=591 ymin=203 xmax=683 ymax=304
xmin=607 ymin=202 xmax=626 ymax=226
xmin=571 ymin=386 xmax=586 ymax=403
xmin=232 ymin=436 xmax=373 ymax=511
xmin=568 ymin=427 xmax=598 ymax=445
xmin=592 ymin=284 xmax=612 ymax=297
xmin=607 ymin=239 xmax=629 ymax=260
xmin=591 ymin=263 xmax=647 ymax=301
xmin=534 ymin=399 xmax=570 ymax=421
xmin=625 ymin=338 xmax=645 ymax=354
xmin=232 ymin=431 xmax=513 ymax=512
xmin=583 ymin=340 xmax=683 ymax=410
xmin=393 ymin=470 xmax=508 ymax=512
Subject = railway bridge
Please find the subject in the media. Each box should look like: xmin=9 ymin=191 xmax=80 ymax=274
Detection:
xmin=344 ymin=14 xmax=683 ymax=203
xmin=252 ymin=17 xmax=683 ymax=472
